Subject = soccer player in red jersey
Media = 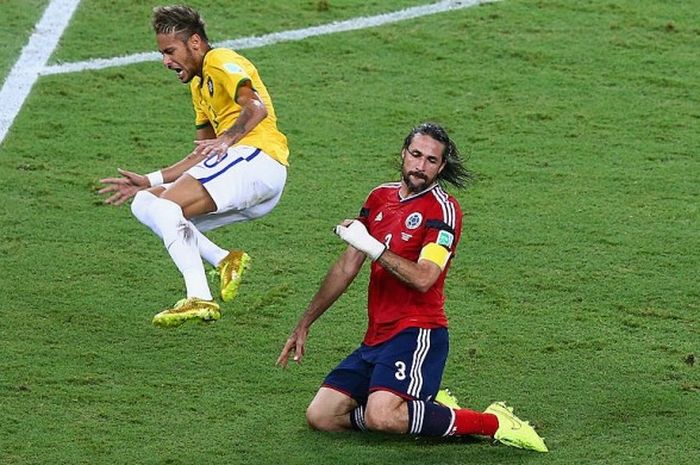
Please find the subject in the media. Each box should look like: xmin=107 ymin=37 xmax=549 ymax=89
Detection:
xmin=277 ymin=123 xmax=547 ymax=452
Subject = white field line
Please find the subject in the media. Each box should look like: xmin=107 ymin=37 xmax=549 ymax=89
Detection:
xmin=0 ymin=0 xmax=494 ymax=146
xmin=41 ymin=0 xmax=494 ymax=76
xmin=0 ymin=0 xmax=82 ymax=145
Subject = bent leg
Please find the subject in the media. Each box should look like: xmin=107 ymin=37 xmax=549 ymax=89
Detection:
xmin=365 ymin=391 xmax=446 ymax=435
xmin=146 ymin=179 xmax=215 ymax=300
xmin=306 ymin=387 xmax=358 ymax=432
xmin=131 ymin=187 xmax=227 ymax=266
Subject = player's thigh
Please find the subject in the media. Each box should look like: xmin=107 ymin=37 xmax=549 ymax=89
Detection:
xmin=322 ymin=345 xmax=374 ymax=406
xmin=370 ymin=327 xmax=449 ymax=401
xmin=160 ymin=174 xmax=217 ymax=218
xmin=306 ymin=387 xmax=358 ymax=431
xmin=190 ymin=168 xmax=286 ymax=232
xmin=187 ymin=146 xmax=286 ymax=215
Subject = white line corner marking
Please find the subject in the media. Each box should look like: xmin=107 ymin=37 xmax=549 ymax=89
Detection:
xmin=0 ymin=0 xmax=82 ymax=145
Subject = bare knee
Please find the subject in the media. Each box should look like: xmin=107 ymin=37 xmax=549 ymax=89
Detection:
xmin=305 ymin=387 xmax=356 ymax=432
xmin=306 ymin=403 xmax=336 ymax=432
xmin=364 ymin=407 xmax=392 ymax=433
xmin=364 ymin=391 xmax=408 ymax=434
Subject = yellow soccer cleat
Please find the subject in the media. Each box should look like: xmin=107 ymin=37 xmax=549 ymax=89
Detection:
xmin=152 ymin=297 xmax=221 ymax=328
xmin=435 ymin=389 xmax=461 ymax=409
xmin=484 ymin=402 xmax=549 ymax=452
xmin=216 ymin=250 xmax=251 ymax=302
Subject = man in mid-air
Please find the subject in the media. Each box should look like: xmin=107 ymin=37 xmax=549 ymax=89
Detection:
xmin=99 ymin=5 xmax=289 ymax=327
xmin=278 ymin=122 xmax=547 ymax=452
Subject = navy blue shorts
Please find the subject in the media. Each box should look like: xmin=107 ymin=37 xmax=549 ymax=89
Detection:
xmin=322 ymin=327 xmax=449 ymax=405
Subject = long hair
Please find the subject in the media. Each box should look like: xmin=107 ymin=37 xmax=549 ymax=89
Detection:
xmin=152 ymin=5 xmax=209 ymax=43
xmin=402 ymin=122 xmax=473 ymax=189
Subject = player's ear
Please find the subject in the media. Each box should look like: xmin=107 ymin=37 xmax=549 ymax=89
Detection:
xmin=189 ymin=33 xmax=202 ymax=50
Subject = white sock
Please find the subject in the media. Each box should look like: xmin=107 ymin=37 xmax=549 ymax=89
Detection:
xmin=148 ymin=198 xmax=212 ymax=300
xmin=132 ymin=190 xmax=227 ymax=267
xmin=197 ymin=233 xmax=228 ymax=267
xmin=131 ymin=190 xmax=161 ymax=236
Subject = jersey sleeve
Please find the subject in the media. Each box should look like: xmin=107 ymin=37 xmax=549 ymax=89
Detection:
xmin=422 ymin=194 xmax=462 ymax=258
xmin=209 ymin=60 xmax=252 ymax=103
xmin=357 ymin=189 xmax=379 ymax=228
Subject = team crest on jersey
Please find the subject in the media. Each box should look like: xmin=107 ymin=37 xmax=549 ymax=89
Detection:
xmin=405 ymin=212 xmax=423 ymax=230
xmin=374 ymin=212 xmax=383 ymax=222
xmin=437 ymin=230 xmax=454 ymax=248
xmin=207 ymin=77 xmax=214 ymax=96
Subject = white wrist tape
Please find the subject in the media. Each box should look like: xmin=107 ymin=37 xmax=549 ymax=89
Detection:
xmin=146 ymin=170 xmax=164 ymax=187
xmin=335 ymin=221 xmax=386 ymax=261
xmin=363 ymin=237 xmax=386 ymax=261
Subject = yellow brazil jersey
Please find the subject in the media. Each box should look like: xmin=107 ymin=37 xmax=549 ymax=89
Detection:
xmin=190 ymin=48 xmax=289 ymax=165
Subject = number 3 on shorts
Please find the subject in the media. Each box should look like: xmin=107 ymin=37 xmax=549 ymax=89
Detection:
xmin=394 ymin=361 xmax=407 ymax=381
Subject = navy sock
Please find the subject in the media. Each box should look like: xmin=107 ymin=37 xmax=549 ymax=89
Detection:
xmin=407 ymin=400 xmax=455 ymax=436
xmin=349 ymin=405 xmax=367 ymax=432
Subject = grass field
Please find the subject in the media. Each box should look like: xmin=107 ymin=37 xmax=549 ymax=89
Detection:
xmin=1 ymin=0 xmax=698 ymax=464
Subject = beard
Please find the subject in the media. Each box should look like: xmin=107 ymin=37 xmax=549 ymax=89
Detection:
xmin=402 ymin=170 xmax=432 ymax=194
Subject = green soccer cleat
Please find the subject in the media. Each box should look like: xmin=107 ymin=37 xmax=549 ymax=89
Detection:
xmin=216 ymin=250 xmax=251 ymax=302
xmin=484 ymin=401 xmax=549 ymax=452
xmin=152 ymin=297 xmax=221 ymax=328
xmin=435 ymin=389 xmax=461 ymax=409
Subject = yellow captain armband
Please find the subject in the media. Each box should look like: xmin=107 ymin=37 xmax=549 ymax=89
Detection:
xmin=418 ymin=242 xmax=451 ymax=270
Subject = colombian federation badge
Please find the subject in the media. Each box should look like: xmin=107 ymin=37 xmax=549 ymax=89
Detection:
xmin=405 ymin=212 xmax=423 ymax=230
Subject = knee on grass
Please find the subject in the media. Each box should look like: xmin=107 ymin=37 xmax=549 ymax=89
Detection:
xmin=306 ymin=404 xmax=345 ymax=432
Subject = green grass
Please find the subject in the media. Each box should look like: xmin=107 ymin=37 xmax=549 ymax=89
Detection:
xmin=1 ymin=0 xmax=698 ymax=464
xmin=0 ymin=0 xmax=48 ymax=78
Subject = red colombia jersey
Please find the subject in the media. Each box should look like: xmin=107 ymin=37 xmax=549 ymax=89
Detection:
xmin=357 ymin=182 xmax=462 ymax=346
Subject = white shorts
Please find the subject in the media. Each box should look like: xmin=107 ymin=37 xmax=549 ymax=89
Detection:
xmin=177 ymin=145 xmax=287 ymax=232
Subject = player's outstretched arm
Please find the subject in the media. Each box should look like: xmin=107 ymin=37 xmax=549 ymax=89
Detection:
xmin=277 ymin=246 xmax=365 ymax=368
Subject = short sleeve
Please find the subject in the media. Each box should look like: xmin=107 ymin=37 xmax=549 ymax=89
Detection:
xmin=422 ymin=195 xmax=462 ymax=255
xmin=357 ymin=190 xmax=378 ymax=228
xmin=209 ymin=61 xmax=252 ymax=102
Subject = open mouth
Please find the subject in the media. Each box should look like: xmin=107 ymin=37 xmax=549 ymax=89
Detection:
xmin=169 ymin=65 xmax=185 ymax=80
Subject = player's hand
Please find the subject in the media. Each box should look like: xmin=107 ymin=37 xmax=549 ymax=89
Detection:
xmin=193 ymin=135 xmax=232 ymax=162
xmin=334 ymin=220 xmax=386 ymax=261
xmin=98 ymin=168 xmax=149 ymax=206
xmin=276 ymin=326 xmax=309 ymax=368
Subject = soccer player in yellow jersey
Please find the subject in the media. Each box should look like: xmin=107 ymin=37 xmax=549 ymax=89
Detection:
xmin=99 ymin=5 xmax=289 ymax=327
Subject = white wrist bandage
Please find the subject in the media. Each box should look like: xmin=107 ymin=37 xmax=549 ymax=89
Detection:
xmin=334 ymin=220 xmax=386 ymax=261
xmin=146 ymin=170 xmax=164 ymax=187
